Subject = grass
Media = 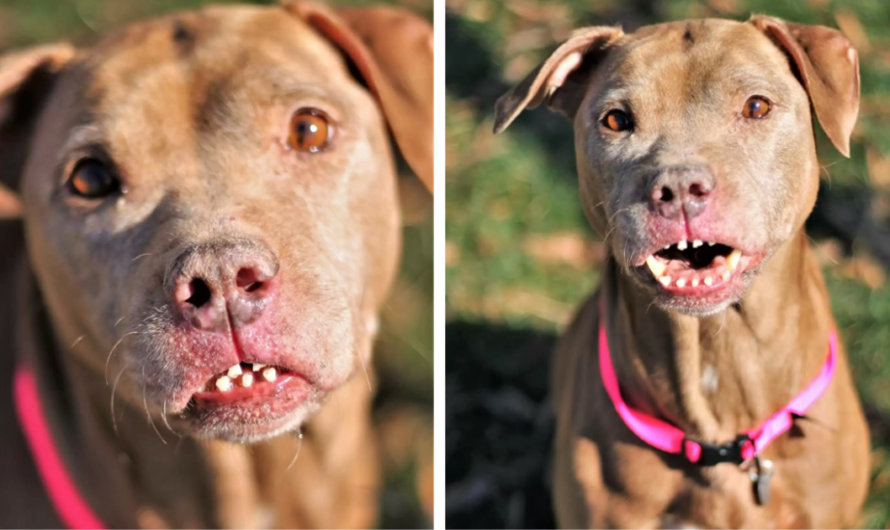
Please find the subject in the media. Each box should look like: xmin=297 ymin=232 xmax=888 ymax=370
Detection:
xmin=446 ymin=0 xmax=890 ymax=527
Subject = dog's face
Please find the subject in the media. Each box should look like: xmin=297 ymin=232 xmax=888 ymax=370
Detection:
xmin=1 ymin=4 xmax=431 ymax=442
xmin=495 ymin=17 xmax=859 ymax=316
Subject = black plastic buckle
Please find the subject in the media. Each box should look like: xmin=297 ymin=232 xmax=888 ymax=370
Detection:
xmin=686 ymin=434 xmax=751 ymax=466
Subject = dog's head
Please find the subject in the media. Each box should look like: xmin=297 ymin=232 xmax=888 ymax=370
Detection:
xmin=0 ymin=2 xmax=432 ymax=441
xmin=495 ymin=17 xmax=858 ymax=315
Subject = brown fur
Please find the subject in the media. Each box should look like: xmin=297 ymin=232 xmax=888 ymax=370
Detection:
xmin=0 ymin=2 xmax=431 ymax=528
xmin=496 ymin=16 xmax=869 ymax=528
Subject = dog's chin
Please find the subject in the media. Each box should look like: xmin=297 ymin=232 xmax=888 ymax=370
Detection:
xmin=173 ymin=383 xmax=328 ymax=443
xmin=649 ymin=280 xmax=747 ymax=317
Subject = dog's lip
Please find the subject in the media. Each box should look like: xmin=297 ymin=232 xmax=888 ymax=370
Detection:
xmin=192 ymin=361 xmax=305 ymax=404
xmin=635 ymin=241 xmax=767 ymax=297
xmin=192 ymin=372 xmax=308 ymax=407
xmin=166 ymin=359 xmax=318 ymax=414
xmin=632 ymin=236 xmax=752 ymax=267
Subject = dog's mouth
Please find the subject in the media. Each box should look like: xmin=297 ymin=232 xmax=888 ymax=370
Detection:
xmin=192 ymin=362 xmax=303 ymax=406
xmin=644 ymin=239 xmax=746 ymax=292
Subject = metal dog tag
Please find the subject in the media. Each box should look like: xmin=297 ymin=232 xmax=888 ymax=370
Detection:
xmin=748 ymin=457 xmax=774 ymax=506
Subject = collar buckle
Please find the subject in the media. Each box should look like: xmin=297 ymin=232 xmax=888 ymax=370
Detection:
xmin=686 ymin=434 xmax=751 ymax=466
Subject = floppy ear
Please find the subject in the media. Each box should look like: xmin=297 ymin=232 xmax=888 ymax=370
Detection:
xmin=750 ymin=15 xmax=860 ymax=157
xmin=493 ymin=26 xmax=623 ymax=134
xmin=0 ymin=43 xmax=74 ymax=219
xmin=283 ymin=1 xmax=433 ymax=192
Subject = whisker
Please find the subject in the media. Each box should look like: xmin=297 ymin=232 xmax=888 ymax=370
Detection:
xmin=110 ymin=365 xmax=128 ymax=439
xmin=161 ymin=401 xmax=183 ymax=438
xmin=142 ymin=373 xmax=167 ymax=445
xmin=357 ymin=350 xmax=372 ymax=392
xmin=69 ymin=335 xmax=85 ymax=349
xmin=114 ymin=316 xmax=126 ymax=328
xmin=105 ymin=331 xmax=139 ymax=385
xmin=132 ymin=253 xmax=152 ymax=262
xmin=378 ymin=327 xmax=431 ymax=364
xmin=286 ymin=429 xmax=304 ymax=472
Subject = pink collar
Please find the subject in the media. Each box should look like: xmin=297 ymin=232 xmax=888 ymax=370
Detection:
xmin=598 ymin=314 xmax=837 ymax=466
xmin=13 ymin=364 xmax=106 ymax=529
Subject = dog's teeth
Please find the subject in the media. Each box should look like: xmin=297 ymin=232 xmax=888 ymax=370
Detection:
xmin=692 ymin=239 xmax=703 ymax=248
xmin=216 ymin=376 xmax=233 ymax=392
xmin=241 ymin=372 xmax=254 ymax=388
xmin=658 ymin=276 xmax=672 ymax=287
xmin=227 ymin=365 xmax=242 ymax=378
xmin=727 ymin=249 xmax=742 ymax=271
xmin=722 ymin=271 xmax=731 ymax=281
xmin=691 ymin=278 xmax=700 ymax=287
xmin=262 ymin=367 xmax=277 ymax=382
xmin=646 ymin=255 xmax=667 ymax=278
xmin=664 ymin=244 xmax=671 ymax=250
xmin=677 ymin=240 xmax=687 ymax=251
xmin=704 ymin=276 xmax=714 ymax=286
xmin=676 ymin=278 xmax=686 ymax=288
xmin=252 ymin=363 xmax=266 ymax=371
xmin=707 ymin=241 xmax=715 ymax=246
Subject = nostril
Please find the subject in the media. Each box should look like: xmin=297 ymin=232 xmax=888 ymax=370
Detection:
xmin=658 ymin=186 xmax=674 ymax=203
xmin=689 ymin=182 xmax=710 ymax=198
xmin=186 ymin=278 xmax=212 ymax=308
xmin=236 ymin=268 xmax=264 ymax=293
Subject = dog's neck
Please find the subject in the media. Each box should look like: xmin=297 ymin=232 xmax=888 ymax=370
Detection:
xmin=604 ymin=229 xmax=834 ymax=442
xmin=12 ymin=256 xmax=377 ymax=528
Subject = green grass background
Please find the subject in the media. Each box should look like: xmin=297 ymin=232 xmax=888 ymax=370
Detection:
xmin=447 ymin=0 xmax=890 ymax=527
xmin=0 ymin=0 xmax=432 ymax=527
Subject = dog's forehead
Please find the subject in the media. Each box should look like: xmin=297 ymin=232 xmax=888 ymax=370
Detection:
xmin=78 ymin=5 xmax=352 ymax=122
xmin=605 ymin=19 xmax=793 ymax=95
xmin=86 ymin=5 xmax=345 ymax=79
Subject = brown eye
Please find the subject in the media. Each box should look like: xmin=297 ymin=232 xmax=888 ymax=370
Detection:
xmin=67 ymin=159 xmax=120 ymax=199
xmin=742 ymin=96 xmax=771 ymax=119
xmin=602 ymin=109 xmax=632 ymax=132
xmin=288 ymin=109 xmax=332 ymax=152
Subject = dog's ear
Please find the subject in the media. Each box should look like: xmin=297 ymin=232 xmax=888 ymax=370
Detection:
xmin=0 ymin=43 xmax=74 ymax=219
xmin=750 ymin=15 xmax=859 ymax=157
xmin=493 ymin=26 xmax=623 ymax=134
xmin=283 ymin=1 xmax=433 ymax=192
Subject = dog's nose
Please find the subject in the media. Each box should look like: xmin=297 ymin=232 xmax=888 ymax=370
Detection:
xmin=650 ymin=165 xmax=715 ymax=220
xmin=169 ymin=240 xmax=280 ymax=332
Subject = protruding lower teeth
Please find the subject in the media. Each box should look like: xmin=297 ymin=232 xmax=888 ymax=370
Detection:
xmin=658 ymin=276 xmax=672 ymax=287
xmin=722 ymin=271 xmax=731 ymax=281
xmin=704 ymin=276 xmax=713 ymax=286
xmin=262 ymin=367 xmax=277 ymax=382
xmin=646 ymin=255 xmax=667 ymax=278
xmin=216 ymin=376 xmax=233 ymax=392
xmin=676 ymin=278 xmax=686 ymax=288
xmin=241 ymin=372 xmax=254 ymax=388
xmin=727 ymin=249 xmax=742 ymax=271
xmin=227 ymin=364 xmax=242 ymax=378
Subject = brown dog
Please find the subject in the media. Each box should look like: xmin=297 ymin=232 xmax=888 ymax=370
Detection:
xmin=0 ymin=2 xmax=431 ymax=528
xmin=495 ymin=16 xmax=869 ymax=528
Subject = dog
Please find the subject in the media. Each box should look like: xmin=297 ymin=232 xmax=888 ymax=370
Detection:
xmin=494 ymin=16 xmax=869 ymax=528
xmin=0 ymin=1 xmax=431 ymax=527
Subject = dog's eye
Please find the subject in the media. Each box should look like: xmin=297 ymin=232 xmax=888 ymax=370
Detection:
xmin=602 ymin=110 xmax=632 ymax=132
xmin=288 ymin=109 xmax=332 ymax=153
xmin=67 ymin=159 xmax=120 ymax=199
xmin=742 ymin=96 xmax=771 ymax=119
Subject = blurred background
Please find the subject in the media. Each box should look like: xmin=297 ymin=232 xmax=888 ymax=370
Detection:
xmin=0 ymin=0 xmax=432 ymax=527
xmin=446 ymin=0 xmax=890 ymax=528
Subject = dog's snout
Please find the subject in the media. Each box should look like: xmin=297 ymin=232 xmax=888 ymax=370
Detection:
xmin=650 ymin=165 xmax=715 ymax=220
xmin=170 ymin=240 xmax=280 ymax=332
